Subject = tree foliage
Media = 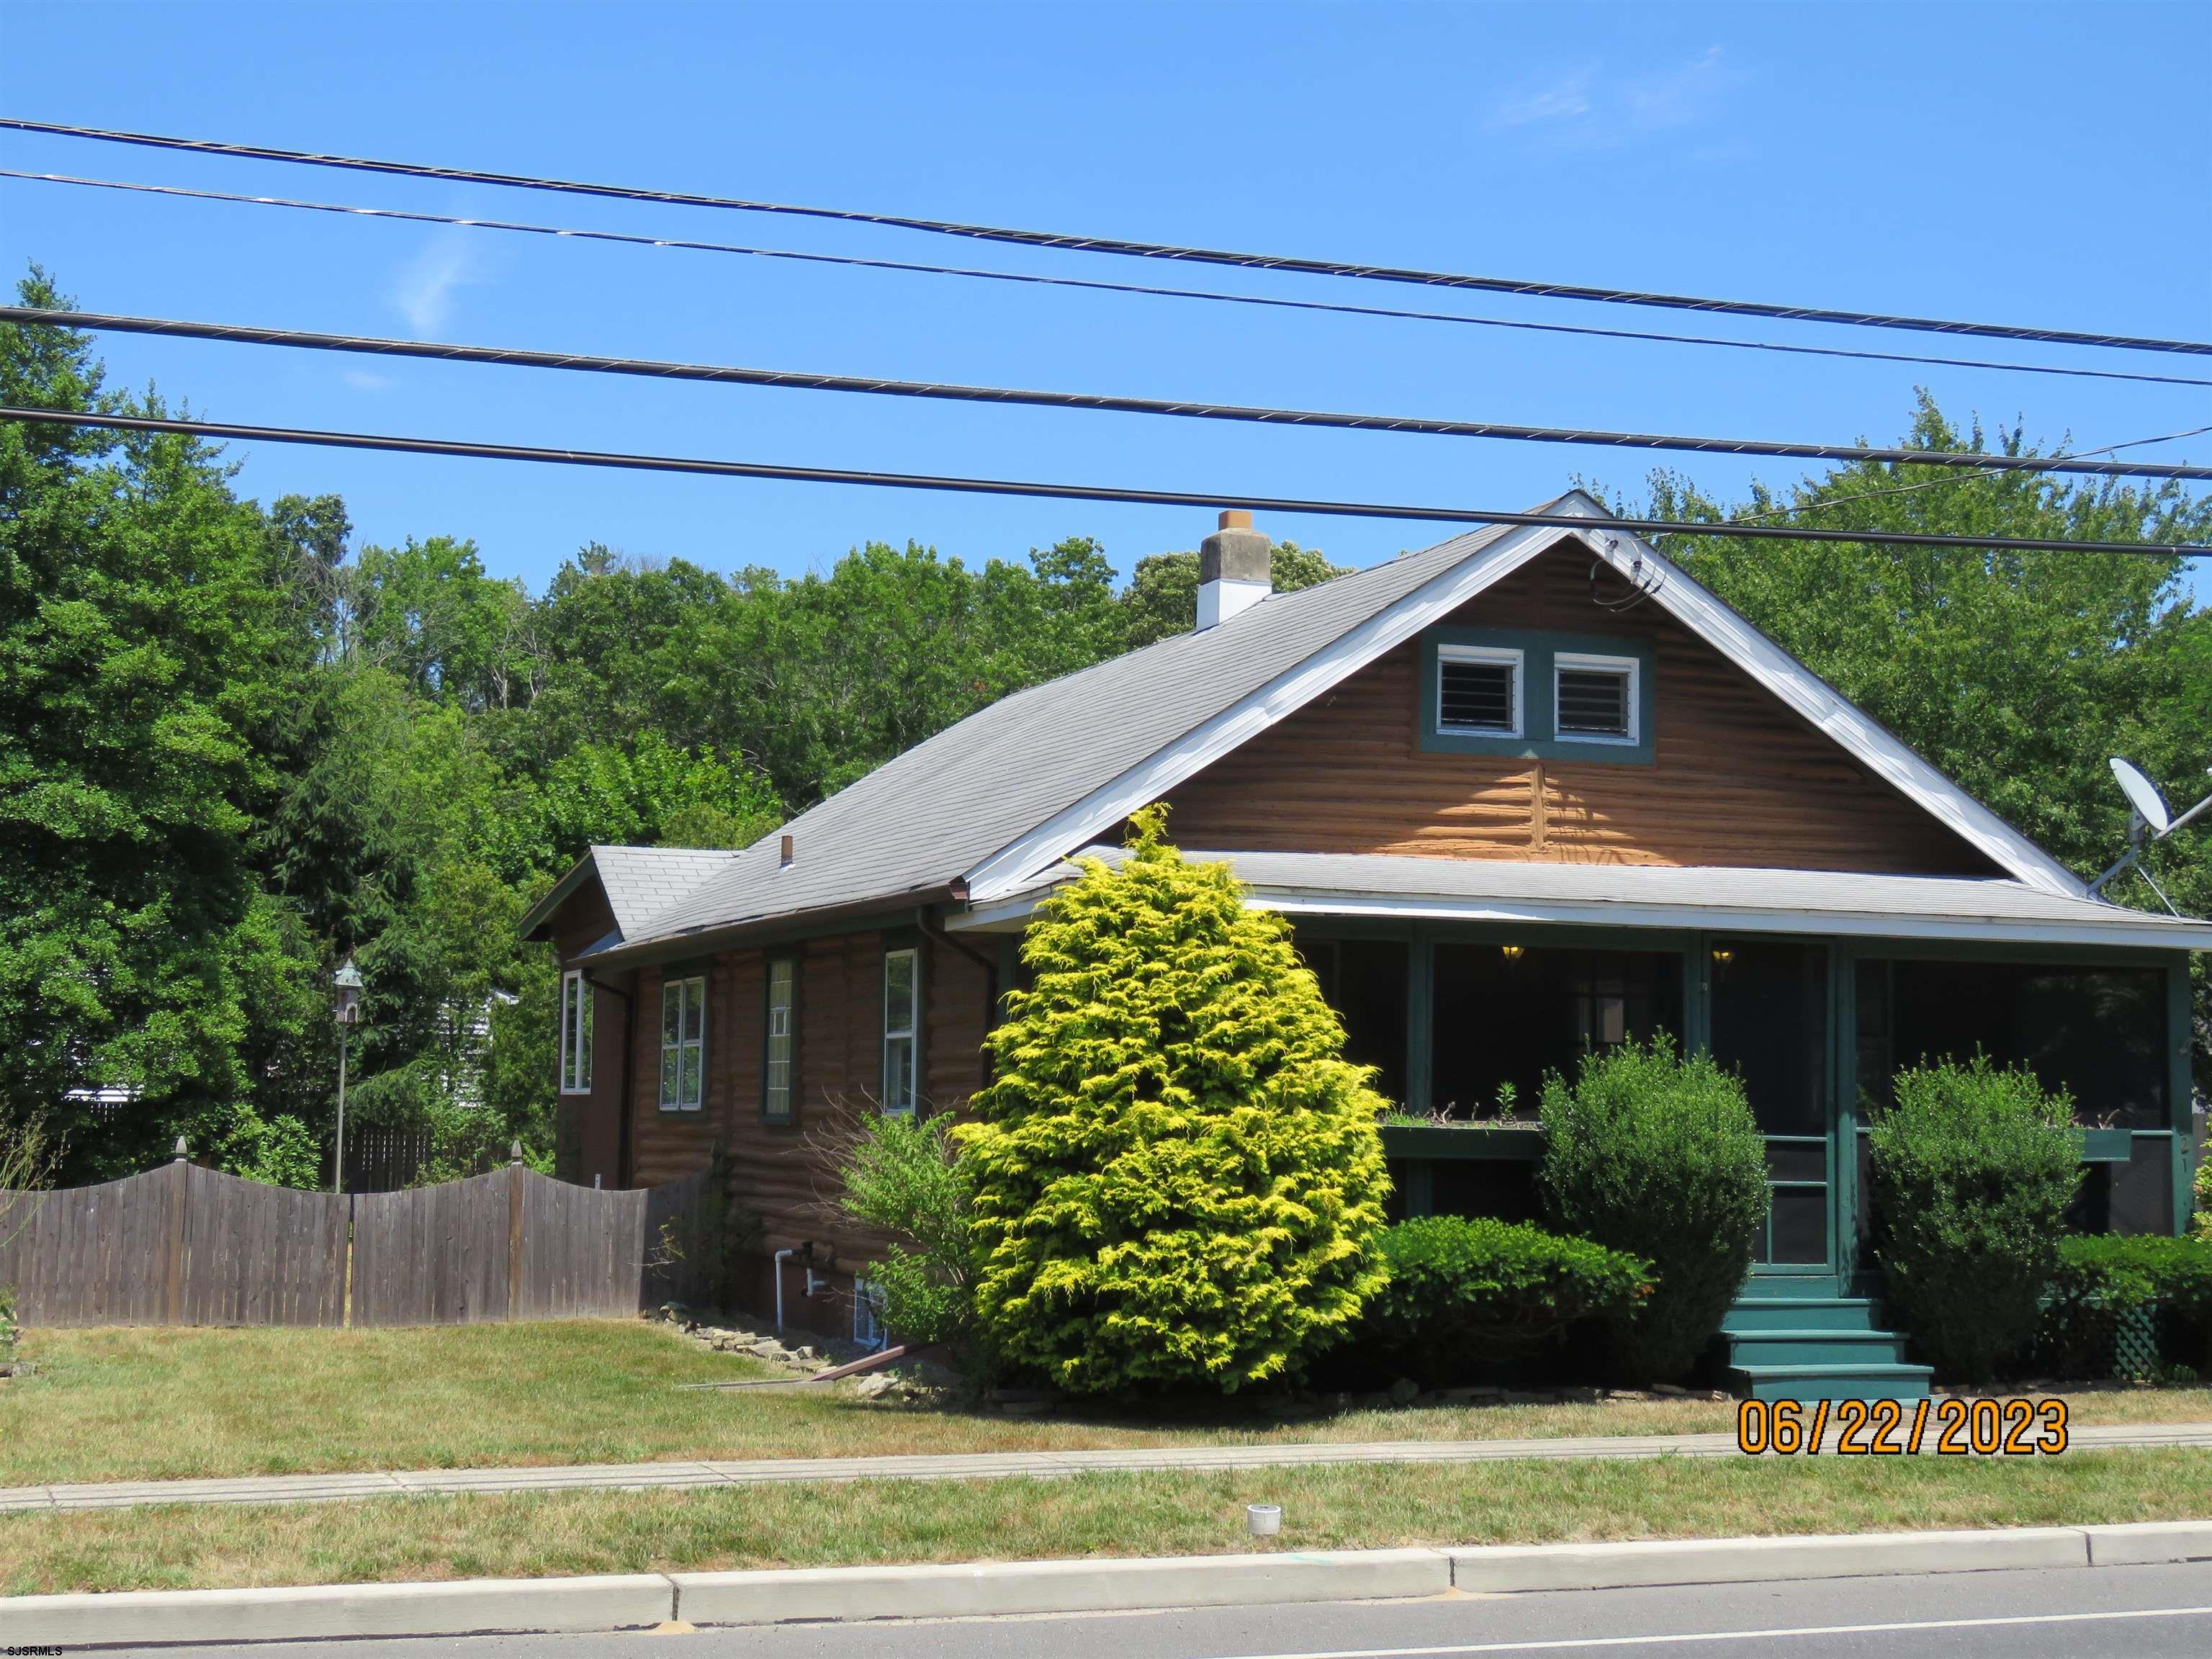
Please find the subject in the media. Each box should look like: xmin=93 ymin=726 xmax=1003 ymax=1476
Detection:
xmin=1867 ymin=1056 xmax=2081 ymax=1384
xmin=960 ymin=807 xmax=1392 ymax=1395
xmin=1539 ymin=1037 xmax=1768 ymax=1384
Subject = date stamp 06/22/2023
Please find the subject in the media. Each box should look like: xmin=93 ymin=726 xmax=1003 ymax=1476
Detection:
xmin=1737 ymin=1397 xmax=2071 ymax=1457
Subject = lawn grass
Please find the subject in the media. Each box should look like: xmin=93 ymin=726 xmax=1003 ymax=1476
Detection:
xmin=4 ymin=1320 xmax=2206 ymax=1487
xmin=3 ymin=1447 xmax=2208 ymax=1596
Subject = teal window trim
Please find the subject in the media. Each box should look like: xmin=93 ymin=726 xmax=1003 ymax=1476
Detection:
xmin=1419 ymin=627 xmax=1655 ymax=765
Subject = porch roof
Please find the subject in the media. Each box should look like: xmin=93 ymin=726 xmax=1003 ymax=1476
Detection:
xmin=953 ymin=848 xmax=2212 ymax=951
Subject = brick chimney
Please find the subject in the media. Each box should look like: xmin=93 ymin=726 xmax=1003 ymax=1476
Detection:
xmin=1196 ymin=510 xmax=1272 ymax=631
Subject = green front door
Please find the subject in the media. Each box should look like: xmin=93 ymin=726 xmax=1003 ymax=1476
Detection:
xmin=1708 ymin=939 xmax=1837 ymax=1277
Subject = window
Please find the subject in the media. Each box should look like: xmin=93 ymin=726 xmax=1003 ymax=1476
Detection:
xmin=1553 ymin=652 xmax=1637 ymax=743
xmin=881 ymin=947 xmax=918 ymax=1114
xmin=559 ymin=970 xmax=593 ymax=1094
xmin=762 ymin=956 xmax=797 ymax=1124
xmin=852 ymin=1276 xmax=887 ymax=1350
xmin=1435 ymin=644 xmax=1522 ymax=736
xmin=659 ymin=974 xmax=706 ymax=1112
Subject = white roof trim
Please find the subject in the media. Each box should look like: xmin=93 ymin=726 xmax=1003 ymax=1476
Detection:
xmin=961 ymin=520 xmax=1568 ymax=902
xmin=1564 ymin=511 xmax=2084 ymax=898
xmin=962 ymin=494 xmax=2084 ymax=904
xmin=950 ymin=882 xmax=2209 ymax=951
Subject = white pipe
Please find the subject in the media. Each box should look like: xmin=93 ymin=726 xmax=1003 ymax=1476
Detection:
xmin=773 ymin=1248 xmax=794 ymax=1330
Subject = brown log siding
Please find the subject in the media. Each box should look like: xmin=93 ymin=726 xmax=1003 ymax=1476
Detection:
xmin=1162 ymin=550 xmax=1997 ymax=876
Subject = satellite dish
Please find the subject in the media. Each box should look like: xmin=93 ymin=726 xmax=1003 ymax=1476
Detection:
xmin=2110 ymin=757 xmax=2172 ymax=837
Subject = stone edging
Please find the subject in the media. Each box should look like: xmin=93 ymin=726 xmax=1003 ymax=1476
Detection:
xmin=6 ymin=1520 xmax=2211 ymax=1648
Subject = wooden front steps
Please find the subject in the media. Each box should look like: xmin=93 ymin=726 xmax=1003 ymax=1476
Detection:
xmin=1722 ymin=1289 xmax=1932 ymax=1402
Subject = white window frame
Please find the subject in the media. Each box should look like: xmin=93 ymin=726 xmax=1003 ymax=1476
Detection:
xmin=559 ymin=969 xmax=593 ymax=1095
xmin=1552 ymin=651 xmax=1640 ymax=746
xmin=660 ymin=974 xmax=707 ymax=1113
xmin=1434 ymin=643 xmax=1524 ymax=738
xmin=852 ymin=1275 xmax=887 ymax=1350
xmin=881 ymin=947 xmax=919 ymax=1115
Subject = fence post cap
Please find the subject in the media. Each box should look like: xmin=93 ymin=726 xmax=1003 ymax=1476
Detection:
xmin=510 ymin=1141 xmax=523 ymax=1164
xmin=172 ymin=1136 xmax=189 ymax=1161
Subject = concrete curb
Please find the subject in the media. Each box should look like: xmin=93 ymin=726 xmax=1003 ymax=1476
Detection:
xmin=0 ymin=1573 xmax=675 ymax=1648
xmin=670 ymin=1547 xmax=1449 ymax=1627
xmin=7 ymin=1521 xmax=2212 ymax=1647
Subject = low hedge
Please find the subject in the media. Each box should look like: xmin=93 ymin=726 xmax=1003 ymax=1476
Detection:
xmin=2039 ymin=1233 xmax=2212 ymax=1380
xmin=1350 ymin=1215 xmax=1653 ymax=1385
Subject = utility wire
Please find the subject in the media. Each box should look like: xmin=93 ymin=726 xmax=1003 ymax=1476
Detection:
xmin=15 ymin=307 xmax=2209 ymax=482
xmin=5 ymin=405 xmax=2204 ymax=559
xmin=5 ymin=116 xmax=2205 ymax=358
xmin=9 ymin=168 xmax=2206 ymax=392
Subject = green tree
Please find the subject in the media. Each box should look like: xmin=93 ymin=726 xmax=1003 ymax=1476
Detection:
xmin=0 ymin=274 xmax=327 ymax=1179
xmin=1629 ymin=395 xmax=2212 ymax=1089
xmin=960 ymin=806 xmax=1391 ymax=1394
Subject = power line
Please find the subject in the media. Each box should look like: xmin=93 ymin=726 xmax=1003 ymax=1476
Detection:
xmin=16 ymin=306 xmax=2209 ymax=483
xmin=5 ymin=405 xmax=2203 ymax=559
xmin=9 ymin=168 xmax=2207 ymax=393
xmin=6 ymin=116 xmax=2205 ymax=359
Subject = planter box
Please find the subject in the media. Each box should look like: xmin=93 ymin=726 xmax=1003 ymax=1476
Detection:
xmin=1380 ymin=1123 xmax=1546 ymax=1162
xmin=2075 ymin=1128 xmax=2135 ymax=1164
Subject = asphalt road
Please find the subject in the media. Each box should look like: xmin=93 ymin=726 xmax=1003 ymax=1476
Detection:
xmin=164 ymin=1560 xmax=2212 ymax=1659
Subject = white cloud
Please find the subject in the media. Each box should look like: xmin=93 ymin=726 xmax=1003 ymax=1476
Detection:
xmin=390 ymin=230 xmax=485 ymax=338
xmin=1488 ymin=70 xmax=1593 ymax=130
xmin=1488 ymin=48 xmax=1740 ymax=148
xmin=1622 ymin=46 xmax=1731 ymax=130
xmin=342 ymin=368 xmax=397 ymax=392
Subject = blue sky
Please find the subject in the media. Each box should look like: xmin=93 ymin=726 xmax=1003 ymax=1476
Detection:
xmin=3 ymin=1 xmax=2206 ymax=598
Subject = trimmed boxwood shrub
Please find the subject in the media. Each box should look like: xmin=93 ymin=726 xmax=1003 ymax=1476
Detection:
xmin=2041 ymin=1233 xmax=2212 ymax=1380
xmin=1867 ymin=1056 xmax=2080 ymax=1385
xmin=1353 ymin=1216 xmax=1652 ymax=1385
xmin=1538 ymin=1037 xmax=1766 ymax=1385
xmin=958 ymin=806 xmax=1392 ymax=1395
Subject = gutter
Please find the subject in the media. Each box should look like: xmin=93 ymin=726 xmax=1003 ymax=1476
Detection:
xmin=578 ymin=884 xmax=960 ymax=973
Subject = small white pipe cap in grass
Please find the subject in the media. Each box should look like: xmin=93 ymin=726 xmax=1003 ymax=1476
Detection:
xmin=1246 ymin=1503 xmax=1282 ymax=1537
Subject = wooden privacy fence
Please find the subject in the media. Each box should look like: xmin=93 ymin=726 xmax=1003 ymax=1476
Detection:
xmin=0 ymin=1156 xmax=710 ymax=1329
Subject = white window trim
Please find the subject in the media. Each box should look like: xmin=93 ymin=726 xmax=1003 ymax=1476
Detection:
xmin=559 ymin=969 xmax=593 ymax=1095
xmin=881 ymin=946 xmax=919 ymax=1116
xmin=660 ymin=974 xmax=707 ymax=1114
xmin=1434 ymin=643 xmax=1524 ymax=738
xmin=1552 ymin=651 xmax=1640 ymax=746
xmin=852 ymin=1275 xmax=887 ymax=1351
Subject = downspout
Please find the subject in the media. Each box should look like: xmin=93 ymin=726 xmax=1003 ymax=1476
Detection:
xmin=585 ymin=971 xmax=636 ymax=1190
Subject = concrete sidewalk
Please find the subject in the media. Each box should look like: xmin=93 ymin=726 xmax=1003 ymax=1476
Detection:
xmin=6 ymin=1419 xmax=2212 ymax=1516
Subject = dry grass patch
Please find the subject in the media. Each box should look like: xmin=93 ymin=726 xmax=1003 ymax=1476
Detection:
xmin=3 ymin=1322 xmax=2203 ymax=1488
xmin=4 ymin=1447 xmax=2209 ymax=1596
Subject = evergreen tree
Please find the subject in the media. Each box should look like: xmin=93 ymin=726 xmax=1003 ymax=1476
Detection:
xmin=961 ymin=806 xmax=1391 ymax=1394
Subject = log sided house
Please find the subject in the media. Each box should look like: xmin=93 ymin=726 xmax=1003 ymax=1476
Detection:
xmin=523 ymin=494 xmax=2211 ymax=1397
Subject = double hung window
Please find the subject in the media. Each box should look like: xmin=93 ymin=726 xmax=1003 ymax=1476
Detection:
xmin=559 ymin=970 xmax=593 ymax=1094
xmin=660 ymin=975 xmax=706 ymax=1112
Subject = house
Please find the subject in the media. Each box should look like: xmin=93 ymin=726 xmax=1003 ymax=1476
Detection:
xmin=522 ymin=493 xmax=2211 ymax=1397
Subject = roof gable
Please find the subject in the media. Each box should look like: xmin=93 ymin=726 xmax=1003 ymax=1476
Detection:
xmin=590 ymin=492 xmax=2082 ymax=961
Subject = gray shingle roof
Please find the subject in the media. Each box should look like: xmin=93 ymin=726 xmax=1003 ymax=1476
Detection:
xmin=591 ymin=515 xmax=1534 ymax=960
xmin=987 ymin=848 xmax=2212 ymax=950
xmin=589 ymin=846 xmax=742 ymax=936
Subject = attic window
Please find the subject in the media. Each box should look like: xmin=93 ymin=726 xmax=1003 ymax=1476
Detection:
xmin=1436 ymin=644 xmax=1522 ymax=737
xmin=1554 ymin=654 xmax=1637 ymax=744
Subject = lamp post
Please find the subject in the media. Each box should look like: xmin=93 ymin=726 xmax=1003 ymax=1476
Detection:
xmin=333 ymin=958 xmax=362 ymax=1195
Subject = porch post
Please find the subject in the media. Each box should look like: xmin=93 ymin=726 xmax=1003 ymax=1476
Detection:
xmin=1683 ymin=931 xmax=1711 ymax=1055
xmin=1833 ymin=942 xmax=1859 ymax=1287
xmin=2172 ymin=958 xmax=2197 ymax=1234
xmin=1406 ymin=927 xmax=1433 ymax=1116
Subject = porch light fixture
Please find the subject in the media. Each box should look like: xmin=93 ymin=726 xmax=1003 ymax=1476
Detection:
xmin=1500 ymin=944 xmax=1524 ymax=962
xmin=1710 ymin=948 xmax=1734 ymax=978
